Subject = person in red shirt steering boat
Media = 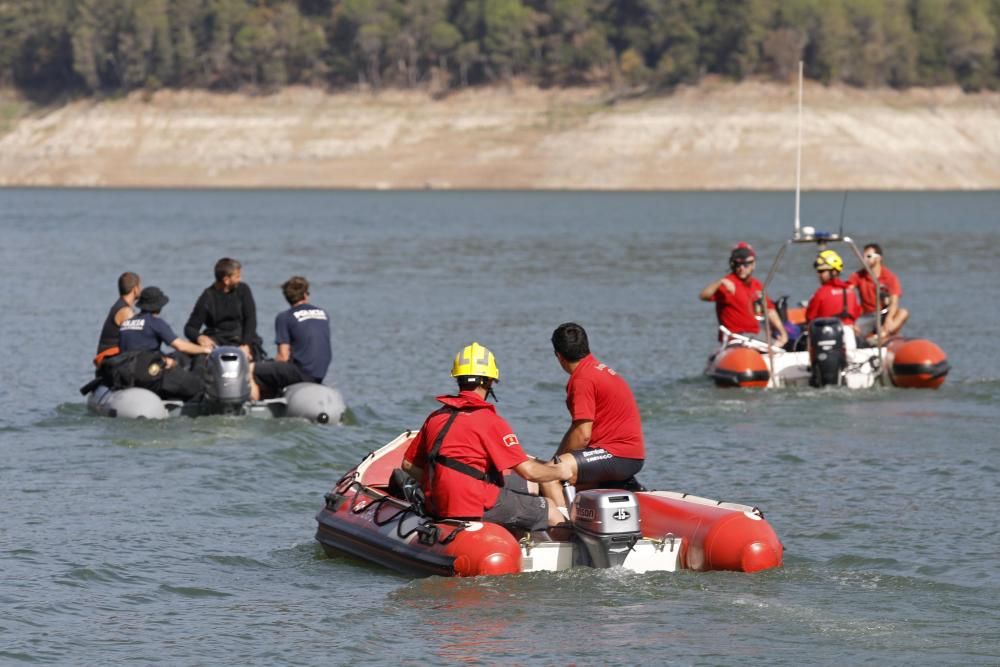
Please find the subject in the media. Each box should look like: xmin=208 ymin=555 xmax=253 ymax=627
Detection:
xmin=846 ymin=243 xmax=909 ymax=344
xmin=401 ymin=342 xmax=571 ymax=537
xmin=540 ymin=323 xmax=645 ymax=516
xmin=700 ymin=242 xmax=788 ymax=348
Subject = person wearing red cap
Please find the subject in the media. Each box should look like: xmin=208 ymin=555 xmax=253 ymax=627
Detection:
xmin=700 ymin=243 xmax=787 ymax=347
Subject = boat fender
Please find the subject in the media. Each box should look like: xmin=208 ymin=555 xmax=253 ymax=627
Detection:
xmin=446 ymin=522 xmax=521 ymax=576
xmin=284 ymin=383 xmax=347 ymax=423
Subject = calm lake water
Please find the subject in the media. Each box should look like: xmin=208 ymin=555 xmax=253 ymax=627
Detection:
xmin=1 ymin=189 xmax=998 ymax=665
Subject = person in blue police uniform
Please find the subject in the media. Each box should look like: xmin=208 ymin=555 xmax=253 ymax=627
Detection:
xmin=119 ymin=286 xmax=211 ymax=400
xmin=252 ymin=276 xmax=332 ymax=399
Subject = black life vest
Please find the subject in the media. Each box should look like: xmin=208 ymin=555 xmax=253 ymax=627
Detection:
xmin=425 ymin=406 xmax=504 ymax=488
xmin=97 ymin=350 xmax=167 ymax=392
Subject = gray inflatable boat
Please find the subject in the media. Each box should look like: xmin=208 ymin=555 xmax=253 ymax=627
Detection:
xmin=85 ymin=347 xmax=345 ymax=424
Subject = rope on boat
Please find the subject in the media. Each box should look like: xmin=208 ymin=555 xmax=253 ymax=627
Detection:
xmin=337 ymin=476 xmax=468 ymax=548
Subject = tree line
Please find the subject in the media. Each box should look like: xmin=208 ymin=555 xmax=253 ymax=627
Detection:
xmin=1 ymin=0 xmax=998 ymax=99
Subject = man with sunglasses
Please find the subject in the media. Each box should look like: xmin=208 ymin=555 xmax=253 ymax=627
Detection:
xmin=847 ymin=243 xmax=909 ymax=342
xmin=700 ymin=242 xmax=787 ymax=347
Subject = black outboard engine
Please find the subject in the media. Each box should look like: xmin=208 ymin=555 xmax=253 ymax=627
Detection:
xmin=808 ymin=317 xmax=846 ymax=387
xmin=203 ymin=346 xmax=251 ymax=411
xmin=571 ymin=489 xmax=642 ymax=568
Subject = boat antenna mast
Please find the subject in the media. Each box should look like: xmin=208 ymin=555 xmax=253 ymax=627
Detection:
xmin=838 ymin=191 xmax=849 ymax=238
xmin=794 ymin=60 xmax=803 ymax=240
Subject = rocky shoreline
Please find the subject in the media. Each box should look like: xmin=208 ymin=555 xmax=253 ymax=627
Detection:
xmin=2 ymin=81 xmax=999 ymax=190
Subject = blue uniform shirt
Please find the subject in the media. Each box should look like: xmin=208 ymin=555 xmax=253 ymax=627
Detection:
xmin=120 ymin=312 xmax=178 ymax=353
xmin=275 ymin=303 xmax=331 ymax=381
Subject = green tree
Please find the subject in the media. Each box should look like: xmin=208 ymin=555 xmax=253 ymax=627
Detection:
xmin=640 ymin=0 xmax=702 ymax=88
xmin=942 ymin=0 xmax=997 ymax=90
xmin=455 ymin=40 xmax=481 ymax=86
xmin=341 ymin=0 xmax=402 ymax=89
xmin=11 ymin=0 xmax=76 ymax=91
xmin=429 ymin=19 xmax=461 ymax=72
xmin=702 ymin=0 xmax=775 ymax=79
xmin=913 ymin=0 xmax=952 ymax=84
xmin=167 ymin=0 xmax=200 ymax=87
xmin=880 ymin=0 xmax=917 ymax=87
xmin=482 ymin=0 xmax=535 ymax=81
xmin=812 ymin=0 xmax=853 ymax=84
xmin=832 ymin=0 xmax=915 ymax=88
xmin=535 ymin=0 xmax=613 ymax=85
xmin=71 ymin=0 xmax=102 ymax=91
xmin=202 ymin=0 xmax=251 ymax=88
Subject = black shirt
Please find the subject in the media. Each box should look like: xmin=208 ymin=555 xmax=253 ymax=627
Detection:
xmin=184 ymin=282 xmax=261 ymax=347
xmin=96 ymin=297 xmax=130 ymax=353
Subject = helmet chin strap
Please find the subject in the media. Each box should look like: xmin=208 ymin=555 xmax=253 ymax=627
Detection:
xmin=485 ymin=380 xmax=498 ymax=402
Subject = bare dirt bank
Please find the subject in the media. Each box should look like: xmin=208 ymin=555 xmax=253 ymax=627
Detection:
xmin=2 ymin=81 xmax=999 ymax=190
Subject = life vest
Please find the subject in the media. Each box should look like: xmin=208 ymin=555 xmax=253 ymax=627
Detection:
xmin=425 ymin=406 xmax=504 ymax=489
xmin=837 ymin=286 xmax=850 ymax=321
xmin=93 ymin=346 xmax=120 ymax=367
xmin=97 ymin=350 xmax=167 ymax=392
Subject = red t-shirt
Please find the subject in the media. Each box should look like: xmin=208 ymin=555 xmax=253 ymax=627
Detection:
xmin=806 ymin=278 xmax=862 ymax=325
xmin=565 ymin=354 xmax=644 ymax=460
xmin=847 ymin=266 xmax=902 ymax=313
xmin=402 ymin=391 xmax=528 ymax=519
xmin=710 ymin=273 xmax=774 ymax=336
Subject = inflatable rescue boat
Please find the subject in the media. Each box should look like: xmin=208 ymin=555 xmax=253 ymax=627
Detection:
xmin=315 ymin=432 xmax=784 ymax=577
xmin=84 ymin=346 xmax=346 ymax=423
xmin=705 ymin=325 xmax=949 ymax=390
xmin=705 ymin=69 xmax=950 ymax=391
xmin=704 ymin=224 xmax=948 ymax=390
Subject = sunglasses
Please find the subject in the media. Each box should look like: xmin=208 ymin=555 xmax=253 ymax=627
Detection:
xmin=733 ymin=260 xmax=755 ymax=267
xmin=816 ymin=268 xmax=832 ymax=273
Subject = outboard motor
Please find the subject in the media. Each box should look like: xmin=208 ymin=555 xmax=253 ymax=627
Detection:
xmin=203 ymin=346 xmax=251 ymax=411
xmin=808 ymin=317 xmax=846 ymax=387
xmin=571 ymin=489 xmax=643 ymax=568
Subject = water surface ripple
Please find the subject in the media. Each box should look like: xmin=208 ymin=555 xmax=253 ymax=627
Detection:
xmin=1 ymin=190 xmax=997 ymax=665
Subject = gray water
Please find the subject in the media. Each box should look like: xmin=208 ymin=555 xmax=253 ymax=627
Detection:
xmin=1 ymin=189 xmax=998 ymax=666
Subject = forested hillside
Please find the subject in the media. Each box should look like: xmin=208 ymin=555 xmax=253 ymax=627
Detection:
xmin=1 ymin=0 xmax=999 ymax=99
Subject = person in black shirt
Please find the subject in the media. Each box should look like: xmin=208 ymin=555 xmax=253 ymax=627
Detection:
xmin=184 ymin=257 xmax=265 ymax=362
xmin=94 ymin=271 xmax=141 ymax=366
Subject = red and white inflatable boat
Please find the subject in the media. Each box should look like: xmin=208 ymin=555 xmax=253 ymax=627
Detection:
xmin=315 ymin=432 xmax=784 ymax=577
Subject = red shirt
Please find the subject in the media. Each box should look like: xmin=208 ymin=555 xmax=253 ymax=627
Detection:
xmin=565 ymin=354 xmax=644 ymax=460
xmin=710 ymin=273 xmax=774 ymax=336
xmin=403 ymin=391 xmax=528 ymax=519
xmin=806 ymin=278 xmax=862 ymax=325
xmin=847 ymin=266 xmax=902 ymax=313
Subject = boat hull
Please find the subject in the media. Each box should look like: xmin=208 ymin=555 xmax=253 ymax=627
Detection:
xmin=705 ymin=336 xmax=948 ymax=389
xmin=87 ymin=382 xmax=345 ymax=422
